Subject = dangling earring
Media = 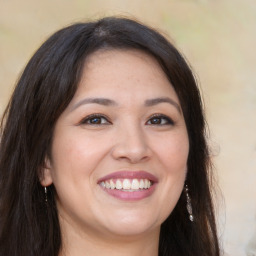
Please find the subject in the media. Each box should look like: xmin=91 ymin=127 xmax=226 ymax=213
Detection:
xmin=185 ymin=184 xmax=194 ymax=222
xmin=44 ymin=186 xmax=48 ymax=202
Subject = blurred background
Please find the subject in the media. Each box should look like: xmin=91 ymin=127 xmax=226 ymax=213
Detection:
xmin=0 ymin=0 xmax=255 ymax=255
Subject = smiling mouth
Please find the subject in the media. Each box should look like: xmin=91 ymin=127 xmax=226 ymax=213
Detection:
xmin=100 ymin=178 xmax=153 ymax=191
xmin=98 ymin=171 xmax=157 ymax=200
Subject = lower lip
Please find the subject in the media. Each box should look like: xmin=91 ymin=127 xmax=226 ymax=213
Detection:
xmin=99 ymin=183 xmax=156 ymax=201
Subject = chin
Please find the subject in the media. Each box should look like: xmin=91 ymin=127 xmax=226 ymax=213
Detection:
xmin=100 ymin=211 xmax=163 ymax=237
xmin=107 ymin=223 xmax=159 ymax=237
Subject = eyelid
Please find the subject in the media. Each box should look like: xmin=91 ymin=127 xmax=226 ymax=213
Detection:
xmin=146 ymin=113 xmax=174 ymax=125
xmin=78 ymin=113 xmax=112 ymax=125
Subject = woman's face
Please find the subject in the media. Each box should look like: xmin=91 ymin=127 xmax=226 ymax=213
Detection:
xmin=41 ymin=49 xmax=189 ymax=239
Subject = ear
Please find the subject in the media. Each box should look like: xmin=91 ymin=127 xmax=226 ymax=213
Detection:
xmin=39 ymin=157 xmax=53 ymax=187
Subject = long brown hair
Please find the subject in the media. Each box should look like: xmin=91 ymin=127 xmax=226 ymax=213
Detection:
xmin=0 ymin=17 xmax=220 ymax=256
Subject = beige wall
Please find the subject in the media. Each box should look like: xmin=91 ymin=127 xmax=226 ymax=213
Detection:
xmin=1 ymin=0 xmax=255 ymax=255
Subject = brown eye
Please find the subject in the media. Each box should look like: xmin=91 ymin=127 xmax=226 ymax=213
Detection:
xmin=149 ymin=117 xmax=162 ymax=125
xmin=80 ymin=114 xmax=111 ymax=125
xmin=146 ymin=115 xmax=174 ymax=125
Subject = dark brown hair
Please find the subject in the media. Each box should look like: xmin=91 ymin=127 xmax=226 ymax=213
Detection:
xmin=0 ymin=17 xmax=220 ymax=256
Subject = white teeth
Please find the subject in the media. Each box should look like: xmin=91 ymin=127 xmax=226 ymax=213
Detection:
xmin=100 ymin=178 xmax=152 ymax=190
xmin=105 ymin=181 xmax=111 ymax=189
xmin=139 ymin=179 xmax=144 ymax=189
xmin=110 ymin=179 xmax=115 ymax=189
xmin=143 ymin=179 xmax=147 ymax=189
xmin=116 ymin=179 xmax=122 ymax=190
xmin=131 ymin=179 xmax=140 ymax=190
xmin=123 ymin=179 xmax=131 ymax=189
xmin=145 ymin=179 xmax=151 ymax=189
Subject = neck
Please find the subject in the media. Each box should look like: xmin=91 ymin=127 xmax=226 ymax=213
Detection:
xmin=58 ymin=216 xmax=160 ymax=256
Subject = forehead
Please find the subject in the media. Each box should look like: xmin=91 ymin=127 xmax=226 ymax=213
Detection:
xmin=73 ymin=49 xmax=179 ymax=103
xmin=84 ymin=48 xmax=160 ymax=71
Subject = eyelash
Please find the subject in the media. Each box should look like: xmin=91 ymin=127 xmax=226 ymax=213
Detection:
xmin=146 ymin=114 xmax=174 ymax=126
xmin=78 ymin=113 xmax=174 ymax=126
xmin=79 ymin=114 xmax=111 ymax=125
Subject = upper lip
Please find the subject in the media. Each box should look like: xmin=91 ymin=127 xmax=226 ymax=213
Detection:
xmin=98 ymin=170 xmax=158 ymax=183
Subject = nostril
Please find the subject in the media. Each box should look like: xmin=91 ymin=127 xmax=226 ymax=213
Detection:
xmin=111 ymin=140 xmax=151 ymax=163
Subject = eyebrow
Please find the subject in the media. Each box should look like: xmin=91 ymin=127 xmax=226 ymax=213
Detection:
xmin=71 ymin=97 xmax=117 ymax=111
xmin=145 ymin=97 xmax=181 ymax=113
xmin=71 ymin=96 xmax=181 ymax=113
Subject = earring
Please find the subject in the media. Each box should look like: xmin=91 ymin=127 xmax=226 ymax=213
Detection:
xmin=185 ymin=184 xmax=194 ymax=222
xmin=44 ymin=186 xmax=48 ymax=202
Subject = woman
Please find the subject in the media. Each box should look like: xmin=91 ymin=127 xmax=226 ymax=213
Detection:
xmin=0 ymin=17 xmax=220 ymax=255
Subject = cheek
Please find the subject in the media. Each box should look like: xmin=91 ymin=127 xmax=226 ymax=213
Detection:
xmin=49 ymin=132 xmax=108 ymax=212
xmin=153 ymin=131 xmax=189 ymax=213
xmin=50 ymin=130 xmax=112 ymax=182
xmin=156 ymin=132 xmax=189 ymax=172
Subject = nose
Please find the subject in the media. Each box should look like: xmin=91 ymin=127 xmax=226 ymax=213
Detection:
xmin=111 ymin=124 xmax=152 ymax=164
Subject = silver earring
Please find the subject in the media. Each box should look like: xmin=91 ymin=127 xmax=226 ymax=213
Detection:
xmin=185 ymin=184 xmax=194 ymax=222
xmin=44 ymin=186 xmax=48 ymax=202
